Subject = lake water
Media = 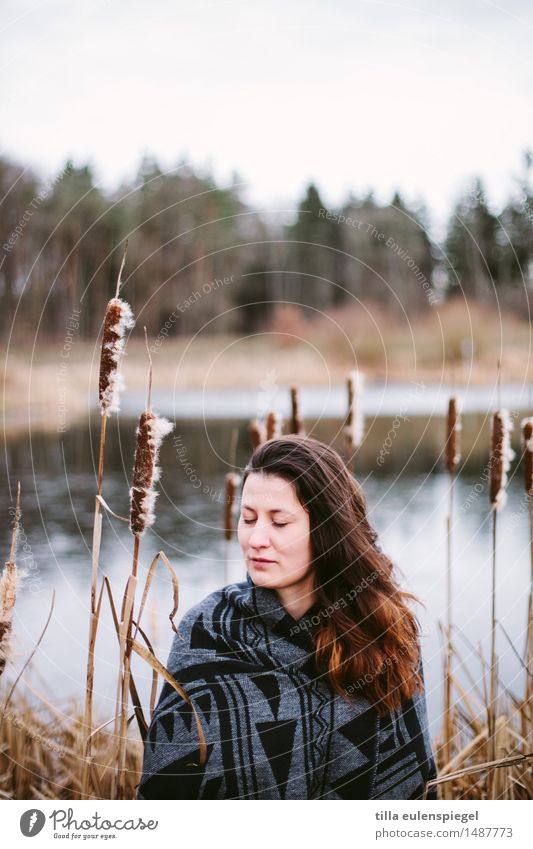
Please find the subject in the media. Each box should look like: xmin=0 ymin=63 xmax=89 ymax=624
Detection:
xmin=1 ymin=391 xmax=532 ymax=740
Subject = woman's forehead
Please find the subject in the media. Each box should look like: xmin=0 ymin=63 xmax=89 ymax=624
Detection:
xmin=242 ymin=473 xmax=300 ymax=509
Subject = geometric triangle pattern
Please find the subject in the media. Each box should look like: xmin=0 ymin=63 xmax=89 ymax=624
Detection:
xmin=250 ymin=673 xmax=281 ymax=720
xmin=256 ymin=719 xmax=297 ymax=798
xmin=137 ymin=577 xmax=437 ymax=800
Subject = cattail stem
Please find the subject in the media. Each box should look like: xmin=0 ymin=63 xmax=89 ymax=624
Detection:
xmin=224 ymin=538 xmax=231 ymax=587
xmin=115 ymin=240 xmax=128 ymax=299
xmin=132 ymin=535 xmax=140 ymax=580
xmin=486 ymin=402 xmax=514 ymax=798
xmin=488 ymin=505 xmax=498 ymax=792
xmin=144 ymin=326 xmax=153 ymax=412
xmin=81 ymin=414 xmax=108 ymax=798
xmin=522 ymin=417 xmax=533 ymax=717
xmin=442 ymin=395 xmax=460 ymax=779
xmin=97 ymin=413 xmax=108 ymax=497
xmin=229 ymin=426 xmax=239 ymax=469
xmin=116 ymin=572 xmax=137 ymax=800
xmin=444 ymin=474 xmax=455 ymax=772
xmin=115 ymin=343 xmax=174 ymax=797
xmin=527 ymin=494 xmax=533 ymax=716
xmin=223 ymin=472 xmax=241 ymax=585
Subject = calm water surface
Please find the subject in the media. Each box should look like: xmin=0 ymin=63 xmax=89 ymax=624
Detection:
xmin=1 ymin=404 xmax=531 ymax=738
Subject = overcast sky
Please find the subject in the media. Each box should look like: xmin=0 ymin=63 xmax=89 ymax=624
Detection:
xmin=2 ymin=0 xmax=533 ymax=238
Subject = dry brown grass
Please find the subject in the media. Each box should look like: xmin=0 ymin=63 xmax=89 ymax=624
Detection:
xmin=431 ymin=641 xmax=533 ymax=799
xmin=0 ymin=689 xmax=142 ymax=800
xmin=1 ymin=638 xmax=531 ymax=800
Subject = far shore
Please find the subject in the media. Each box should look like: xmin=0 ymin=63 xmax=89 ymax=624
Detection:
xmin=3 ymin=301 xmax=532 ymax=436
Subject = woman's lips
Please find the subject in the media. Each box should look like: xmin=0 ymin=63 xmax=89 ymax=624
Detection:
xmin=250 ymin=558 xmax=276 ymax=566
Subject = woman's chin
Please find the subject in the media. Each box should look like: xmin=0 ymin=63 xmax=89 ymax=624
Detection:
xmin=248 ymin=568 xmax=278 ymax=588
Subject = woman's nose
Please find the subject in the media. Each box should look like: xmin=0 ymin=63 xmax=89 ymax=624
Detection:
xmin=248 ymin=522 xmax=271 ymax=548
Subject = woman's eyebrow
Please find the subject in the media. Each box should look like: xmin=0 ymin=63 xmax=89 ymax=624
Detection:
xmin=242 ymin=504 xmax=294 ymax=515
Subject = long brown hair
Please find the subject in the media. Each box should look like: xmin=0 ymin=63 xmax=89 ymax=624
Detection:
xmin=242 ymin=435 xmax=423 ymax=714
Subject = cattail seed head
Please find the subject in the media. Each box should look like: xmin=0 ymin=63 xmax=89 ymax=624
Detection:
xmin=249 ymin=419 xmax=266 ymax=451
xmin=129 ymin=411 xmax=174 ymax=536
xmin=0 ymin=561 xmax=18 ymax=677
xmin=489 ymin=410 xmax=515 ymax=510
xmin=266 ymin=411 xmax=282 ymax=441
xmin=290 ymin=386 xmax=305 ymax=436
xmin=224 ymin=472 xmax=242 ymax=541
xmin=522 ymin=417 xmax=533 ymax=495
xmin=99 ymin=298 xmax=135 ymax=416
xmin=445 ymin=396 xmax=462 ymax=474
xmin=344 ymin=370 xmax=365 ymax=451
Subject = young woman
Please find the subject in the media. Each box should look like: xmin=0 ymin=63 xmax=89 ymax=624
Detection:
xmin=138 ymin=436 xmax=437 ymax=799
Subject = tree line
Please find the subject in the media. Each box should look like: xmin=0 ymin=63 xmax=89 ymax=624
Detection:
xmin=1 ymin=152 xmax=532 ymax=340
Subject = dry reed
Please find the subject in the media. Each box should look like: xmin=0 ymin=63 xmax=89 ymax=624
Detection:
xmin=224 ymin=473 xmax=241 ymax=543
xmin=82 ymin=246 xmax=134 ymax=797
xmin=0 ymin=484 xmax=20 ymax=679
xmin=266 ymin=411 xmax=282 ymax=440
xmin=487 ymin=408 xmax=515 ymax=786
xmin=0 ymin=688 xmax=143 ymax=800
xmin=115 ymin=340 xmax=173 ymax=798
xmin=289 ymin=386 xmax=305 ymax=436
xmin=442 ymin=397 xmax=462 ymax=786
xmin=248 ymin=418 xmax=266 ymax=450
xmin=522 ymin=418 xmax=533 ymax=718
xmin=432 ymin=633 xmax=533 ymax=799
xmin=489 ymin=410 xmax=514 ymax=510
xmin=445 ymin=397 xmax=461 ymax=474
xmin=223 ymin=471 xmax=242 ymax=585
xmin=344 ymin=370 xmax=364 ymax=454
xmin=522 ymin=418 xmax=533 ymax=496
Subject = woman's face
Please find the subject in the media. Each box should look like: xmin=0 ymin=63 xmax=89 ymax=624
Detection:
xmin=237 ymin=472 xmax=314 ymax=592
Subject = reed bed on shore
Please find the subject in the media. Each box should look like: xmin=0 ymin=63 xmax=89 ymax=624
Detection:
xmin=431 ymin=640 xmax=533 ymax=799
xmin=0 ymin=690 xmax=143 ymax=800
xmin=2 ymin=636 xmax=531 ymax=799
xmin=430 ymin=384 xmax=532 ymax=800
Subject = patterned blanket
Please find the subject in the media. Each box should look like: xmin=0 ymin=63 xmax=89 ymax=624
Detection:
xmin=138 ymin=574 xmax=437 ymax=799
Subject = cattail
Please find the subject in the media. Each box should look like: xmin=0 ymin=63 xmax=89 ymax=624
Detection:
xmin=344 ymin=371 xmax=364 ymax=451
xmin=224 ymin=472 xmax=242 ymax=541
xmin=290 ymin=386 xmax=305 ymax=435
xmin=522 ymin=418 xmax=533 ymax=494
xmin=443 ymin=395 xmax=461 ymax=772
xmin=1 ymin=484 xmax=20 ymax=678
xmin=524 ymin=417 xmax=533 ymax=711
xmin=266 ymin=411 xmax=282 ymax=441
xmin=249 ymin=419 xmax=266 ymax=451
xmin=0 ymin=563 xmax=18 ymax=677
xmin=488 ymin=406 xmax=514 ymax=786
xmin=445 ymin=397 xmax=462 ymax=473
xmin=489 ymin=410 xmax=515 ymax=510
xmin=99 ymin=297 xmax=135 ymax=416
xmin=129 ymin=411 xmax=174 ymax=536
xmin=83 ymin=251 xmax=134 ymax=796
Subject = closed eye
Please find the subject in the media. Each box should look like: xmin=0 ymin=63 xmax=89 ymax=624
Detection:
xmin=242 ymin=518 xmax=288 ymax=527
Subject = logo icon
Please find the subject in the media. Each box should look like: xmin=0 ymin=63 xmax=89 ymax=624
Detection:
xmin=20 ymin=809 xmax=46 ymax=837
